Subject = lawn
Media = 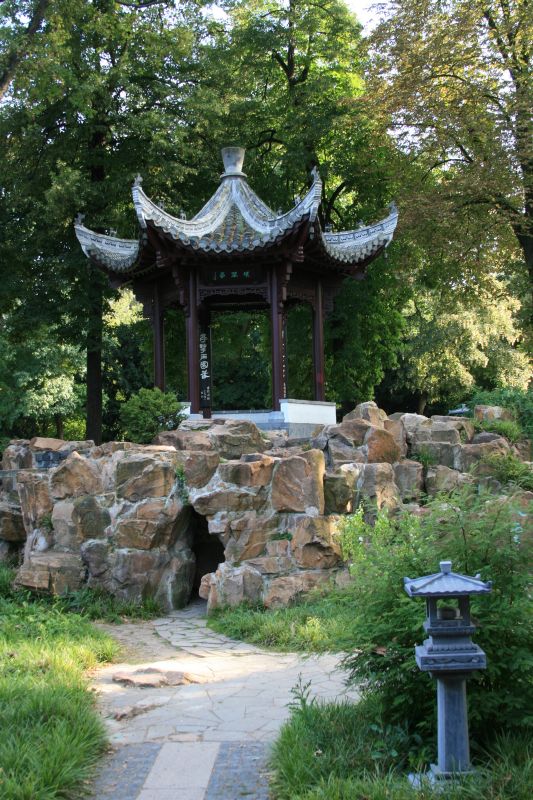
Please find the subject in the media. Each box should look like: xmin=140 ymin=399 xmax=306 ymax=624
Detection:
xmin=0 ymin=565 xmax=158 ymax=800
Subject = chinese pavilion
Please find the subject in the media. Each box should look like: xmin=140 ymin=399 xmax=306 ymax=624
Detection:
xmin=75 ymin=147 xmax=398 ymax=417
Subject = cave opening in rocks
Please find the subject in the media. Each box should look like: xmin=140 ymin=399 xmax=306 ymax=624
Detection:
xmin=189 ymin=510 xmax=225 ymax=600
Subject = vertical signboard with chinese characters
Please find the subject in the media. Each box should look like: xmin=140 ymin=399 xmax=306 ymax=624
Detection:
xmin=199 ymin=322 xmax=212 ymax=411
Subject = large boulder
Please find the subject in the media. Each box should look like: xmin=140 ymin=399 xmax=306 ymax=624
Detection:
xmin=0 ymin=501 xmax=26 ymax=542
xmin=364 ymin=427 xmax=401 ymax=464
xmin=205 ymin=562 xmax=263 ymax=611
xmin=114 ymin=499 xmax=189 ymax=550
xmin=173 ymin=450 xmax=220 ymax=489
xmin=16 ymin=470 xmax=53 ymax=534
xmin=398 ymin=413 xmax=428 ymax=443
xmin=394 ymin=460 xmax=424 ymax=501
xmin=16 ymin=552 xmax=85 ymax=594
xmin=425 ymin=465 xmax=471 ymax=496
xmin=454 ymin=438 xmax=510 ymax=472
xmin=263 ymin=572 xmax=332 ymax=609
xmin=50 ymin=452 xmax=103 ymax=500
xmin=207 ymin=420 xmax=267 ymax=459
xmin=324 ymin=465 xmax=360 ymax=513
xmin=153 ymin=429 xmax=214 ymax=451
xmin=289 ymin=515 xmax=342 ymax=569
xmin=271 ymin=450 xmax=325 ymax=514
xmin=411 ymin=420 xmax=461 ymax=446
xmin=357 ymin=463 xmax=400 ymax=512
xmin=218 ymin=454 xmax=276 ymax=488
xmin=474 ymin=405 xmax=514 ymax=422
xmin=343 ymin=401 xmax=387 ymax=429
xmin=430 ymin=416 xmax=475 ymax=442
xmin=327 ymin=436 xmax=365 ymax=468
xmin=383 ymin=419 xmax=408 ymax=458
xmin=116 ymin=454 xmax=176 ymax=501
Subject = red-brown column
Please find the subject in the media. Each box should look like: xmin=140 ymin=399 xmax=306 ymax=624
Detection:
xmin=153 ymin=284 xmax=165 ymax=391
xmin=313 ymin=279 xmax=325 ymax=401
xmin=270 ymin=267 xmax=284 ymax=410
xmin=187 ymin=270 xmax=200 ymax=413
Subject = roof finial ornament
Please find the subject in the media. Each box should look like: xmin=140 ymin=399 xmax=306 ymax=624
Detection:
xmin=310 ymin=165 xmax=320 ymax=182
xmin=294 ymin=194 xmax=301 ymax=206
xmin=108 ymin=228 xmax=117 ymax=238
xmin=179 ymin=209 xmax=186 ymax=220
xmin=75 ymin=212 xmax=85 ymax=226
xmin=221 ymin=147 xmax=246 ymax=178
xmin=388 ymin=200 xmax=398 ymax=214
xmin=133 ymin=174 xmax=143 ymax=187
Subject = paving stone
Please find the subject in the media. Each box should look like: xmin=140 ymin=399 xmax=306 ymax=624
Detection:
xmin=90 ymin=743 xmax=161 ymax=799
xmin=143 ymin=742 xmax=219 ymax=790
xmin=205 ymin=742 xmax=271 ymax=800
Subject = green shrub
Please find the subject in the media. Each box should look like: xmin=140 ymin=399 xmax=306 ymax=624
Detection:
xmin=118 ymin=387 xmax=185 ymax=444
xmin=410 ymin=445 xmax=437 ymax=470
xmin=474 ymin=418 xmax=523 ymax=443
xmin=468 ymin=387 xmax=533 ymax=439
xmin=339 ymin=488 xmax=533 ymax=746
xmin=480 ymin=451 xmax=533 ymax=490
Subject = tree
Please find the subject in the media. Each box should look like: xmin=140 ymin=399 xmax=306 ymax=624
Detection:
xmin=0 ymin=0 xmax=205 ymax=442
xmin=368 ymin=0 xmax=533 ymax=313
xmin=0 ymin=0 xmax=51 ymax=100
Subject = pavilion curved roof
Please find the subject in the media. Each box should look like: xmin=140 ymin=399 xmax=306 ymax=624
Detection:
xmin=74 ymin=147 xmax=398 ymax=275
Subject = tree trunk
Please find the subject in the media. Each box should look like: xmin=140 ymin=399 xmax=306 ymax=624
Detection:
xmin=54 ymin=413 xmax=64 ymax=440
xmin=417 ymin=396 xmax=427 ymax=415
xmin=86 ymin=267 xmax=104 ymax=444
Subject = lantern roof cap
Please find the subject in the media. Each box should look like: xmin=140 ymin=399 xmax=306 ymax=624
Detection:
xmin=404 ymin=560 xmax=492 ymax=597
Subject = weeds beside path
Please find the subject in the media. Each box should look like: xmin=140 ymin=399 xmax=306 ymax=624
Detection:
xmin=0 ymin=565 xmax=158 ymax=800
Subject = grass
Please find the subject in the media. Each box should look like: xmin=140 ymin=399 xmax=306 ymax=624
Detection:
xmin=473 ymin=418 xmax=524 ymax=443
xmin=271 ymin=688 xmax=533 ymax=800
xmin=0 ymin=565 xmax=160 ymax=800
xmin=208 ymin=585 xmax=358 ymax=652
xmin=480 ymin=451 xmax=533 ymax=490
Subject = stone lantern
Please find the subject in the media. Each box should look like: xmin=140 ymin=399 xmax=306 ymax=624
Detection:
xmin=404 ymin=560 xmax=492 ymax=783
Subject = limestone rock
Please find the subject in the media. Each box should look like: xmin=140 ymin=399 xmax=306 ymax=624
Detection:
xmin=271 ymin=450 xmax=325 ymax=514
xmin=397 ymin=413 xmax=428 ymax=443
xmin=329 ymin=418 xmax=373 ymax=446
xmin=343 ymin=401 xmax=387 ymax=429
xmin=207 ymin=420 xmax=267 ymax=459
xmin=425 ymin=465 xmax=461 ymax=496
xmin=153 ymin=429 xmax=214 ymax=451
xmin=199 ymin=571 xmax=214 ymax=600
xmin=72 ymin=495 xmax=111 ymax=540
xmin=16 ymin=551 xmax=85 ymax=593
xmin=357 ymin=463 xmax=400 ymax=512
xmin=474 ymin=405 xmax=514 ymax=422
xmin=0 ymin=501 xmax=26 ymax=542
xmin=173 ymin=450 xmax=219 ymax=489
xmin=115 ymin=499 xmax=189 ymax=550
xmin=224 ymin=512 xmax=278 ymax=561
xmin=16 ymin=470 xmax=53 ymax=534
xmin=364 ymin=427 xmax=401 ymax=464
xmin=327 ymin=436 xmax=365 ymax=467
xmin=192 ymin=477 xmax=267 ymax=516
xmin=384 ymin=419 xmax=408 ymax=457
xmin=411 ymin=420 xmax=461 ymax=446
xmin=116 ymin=455 xmax=175 ymax=501
xmin=394 ymin=460 xmax=424 ymax=501
xmin=430 ymin=416 xmax=475 ymax=442
xmin=412 ymin=441 xmax=460 ymax=469
xmin=454 ymin=438 xmax=510 ymax=472
xmin=263 ymin=572 xmax=332 ymax=608
xmin=155 ymin=552 xmax=196 ymax=610
xmin=289 ymin=515 xmax=341 ymax=569
xmin=472 ymin=432 xmax=503 ymax=444
xmin=324 ymin=466 xmax=360 ymax=514
xmin=106 ymin=548 xmax=169 ymax=604
xmin=207 ymin=562 xmax=263 ymax=611
xmin=81 ymin=539 xmax=110 ymax=578
xmin=218 ymin=454 xmax=276 ymax=487
xmin=112 ymin=668 xmax=207 ymax=688
xmin=50 ymin=453 xmax=102 ymax=500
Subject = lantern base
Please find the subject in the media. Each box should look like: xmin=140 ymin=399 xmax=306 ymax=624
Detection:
xmin=408 ymin=764 xmax=475 ymax=790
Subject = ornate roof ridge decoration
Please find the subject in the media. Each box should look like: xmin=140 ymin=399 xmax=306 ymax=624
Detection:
xmin=131 ymin=147 xmax=322 ymax=252
xmin=318 ymin=202 xmax=398 ymax=265
xmin=404 ymin=560 xmax=493 ymax=597
xmin=74 ymin=146 xmax=398 ymax=272
xmin=74 ymin=217 xmax=140 ymax=272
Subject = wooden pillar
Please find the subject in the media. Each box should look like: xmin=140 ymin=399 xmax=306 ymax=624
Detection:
xmin=187 ymin=270 xmax=200 ymax=413
xmin=313 ymin=279 xmax=325 ymax=401
xmin=153 ymin=284 xmax=165 ymax=391
xmin=270 ymin=267 xmax=284 ymax=410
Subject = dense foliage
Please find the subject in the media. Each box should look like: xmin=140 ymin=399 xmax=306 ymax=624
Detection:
xmin=0 ymin=0 xmax=529 ymax=443
xmin=119 ymin=387 xmax=186 ymax=444
xmin=340 ymin=488 xmax=533 ymax=744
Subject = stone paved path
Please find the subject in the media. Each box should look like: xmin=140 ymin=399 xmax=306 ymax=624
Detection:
xmin=91 ymin=600 xmax=358 ymax=799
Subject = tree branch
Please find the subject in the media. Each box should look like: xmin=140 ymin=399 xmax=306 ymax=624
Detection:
xmin=0 ymin=0 xmax=50 ymax=100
